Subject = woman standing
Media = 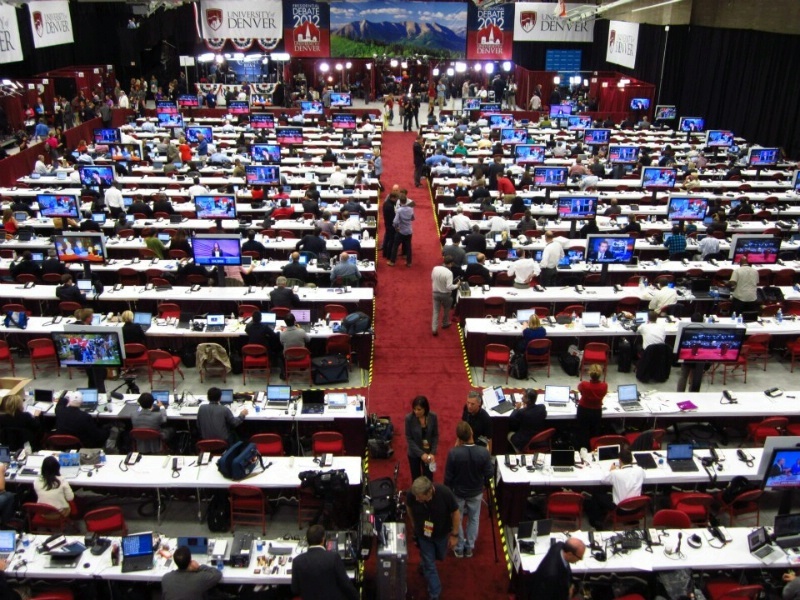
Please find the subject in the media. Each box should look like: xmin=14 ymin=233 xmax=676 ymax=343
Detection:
xmin=405 ymin=396 xmax=439 ymax=480
xmin=576 ymin=364 xmax=608 ymax=449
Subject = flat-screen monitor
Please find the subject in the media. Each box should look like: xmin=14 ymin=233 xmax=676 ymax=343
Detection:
xmin=667 ymin=196 xmax=709 ymax=221
xmin=251 ymin=113 xmax=275 ymax=129
xmin=228 ymin=100 xmax=249 ymax=115
xmin=764 ymin=448 xmax=800 ymax=489
xmin=250 ymin=143 xmax=281 ymax=163
xmin=276 ymin=127 xmax=303 ymax=145
xmin=630 ymin=98 xmax=650 ymax=110
xmin=729 ymin=234 xmax=781 ymax=265
xmin=557 ymin=196 xmax=598 ymax=220
xmin=533 ymin=167 xmax=568 ymax=188
xmin=109 ymin=143 xmax=144 ymax=163
xmin=52 ymin=328 xmax=124 ymax=368
xmin=300 ymin=101 xmax=324 ymax=115
xmin=245 ymin=165 xmax=280 ymax=186
xmin=705 ymin=130 xmax=734 ymax=148
xmin=793 ymin=170 xmax=800 ymax=192
xmin=748 ymin=147 xmax=780 ymax=167
xmin=93 ymin=128 xmax=120 ymax=144
xmin=514 ymin=144 xmax=546 ymax=165
xmin=155 ymin=101 xmax=178 ymax=115
xmin=608 ymin=145 xmax=640 ymax=164
xmin=501 ymin=128 xmax=528 ymax=145
xmin=191 ymin=234 xmax=242 ymax=267
xmin=567 ymin=115 xmax=592 ymax=130
xmin=332 ymin=113 xmax=357 ymax=130
xmin=194 ymin=195 xmax=237 ymax=220
xmin=479 ymin=102 xmax=501 ymax=113
xmin=583 ymin=129 xmax=611 ymax=145
xmin=78 ymin=165 xmax=115 ymax=187
xmin=678 ymin=117 xmax=705 ymax=132
xmin=37 ymin=194 xmax=80 ymax=219
xmin=177 ymin=94 xmax=200 ymax=108
xmin=641 ymin=166 xmax=677 ymax=189
xmin=156 ymin=113 xmax=184 ymax=128
xmin=654 ymin=105 xmax=676 ymax=120
xmin=673 ymin=324 xmax=746 ymax=362
xmin=186 ymin=126 xmax=212 ymax=143
xmin=250 ymin=94 xmax=272 ymax=108
xmin=549 ymin=104 xmax=572 ymax=117
xmin=585 ymin=235 xmax=635 ymax=265
xmin=330 ymin=92 xmax=352 ymax=107
xmin=462 ymin=97 xmax=481 ymax=110
xmin=54 ymin=232 xmax=106 ymax=264
xmin=488 ymin=114 xmax=515 ymax=129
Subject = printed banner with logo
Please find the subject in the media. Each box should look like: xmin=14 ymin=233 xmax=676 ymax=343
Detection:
xmin=513 ymin=2 xmax=594 ymax=42
xmin=606 ymin=20 xmax=639 ymax=69
xmin=200 ymin=0 xmax=282 ymax=41
xmin=28 ymin=1 xmax=73 ymax=49
xmin=467 ymin=3 xmax=513 ymax=60
xmin=283 ymin=0 xmax=329 ymax=58
xmin=0 ymin=5 xmax=23 ymax=64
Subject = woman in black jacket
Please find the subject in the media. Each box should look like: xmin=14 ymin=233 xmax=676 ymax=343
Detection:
xmin=404 ymin=396 xmax=439 ymax=481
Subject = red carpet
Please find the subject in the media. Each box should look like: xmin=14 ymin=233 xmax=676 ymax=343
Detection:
xmin=368 ymin=131 xmax=511 ymax=599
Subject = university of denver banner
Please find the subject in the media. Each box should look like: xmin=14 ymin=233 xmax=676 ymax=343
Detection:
xmin=200 ymin=0 xmax=282 ymax=41
xmin=513 ymin=2 xmax=594 ymax=42
xmin=0 ymin=5 xmax=23 ymax=64
xmin=28 ymin=1 xmax=73 ymax=49
xmin=606 ymin=20 xmax=639 ymax=69
xmin=467 ymin=2 xmax=513 ymax=60
xmin=283 ymin=0 xmax=329 ymax=58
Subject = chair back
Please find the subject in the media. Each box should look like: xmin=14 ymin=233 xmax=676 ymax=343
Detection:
xmin=84 ymin=506 xmax=128 ymax=536
xmin=652 ymin=509 xmax=691 ymax=529
xmin=312 ymin=431 xmax=345 ymax=455
xmin=249 ymin=433 xmax=285 ymax=456
xmin=45 ymin=434 xmax=81 ymax=450
xmin=130 ymin=428 xmax=166 ymax=454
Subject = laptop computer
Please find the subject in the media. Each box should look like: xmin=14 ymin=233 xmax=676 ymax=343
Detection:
xmin=177 ymin=536 xmax=208 ymax=556
xmin=544 ymin=385 xmax=571 ymax=408
xmin=77 ymin=388 xmax=99 ymax=412
xmin=516 ymin=309 xmax=535 ymax=324
xmin=489 ymin=387 xmax=514 ymax=414
xmin=266 ymin=385 xmax=291 ymax=408
xmin=206 ymin=314 xmax=225 ymax=332
xmin=0 ymin=530 xmax=15 ymax=560
xmin=518 ymin=519 xmax=553 ymax=541
xmin=597 ymin=445 xmax=620 ymax=461
xmin=77 ymin=279 xmax=93 ymax=294
xmin=291 ymin=309 xmax=313 ymax=331
xmin=617 ymin=384 xmax=644 ymax=412
xmin=690 ymin=278 xmax=712 ymax=298
xmin=34 ymin=388 xmax=54 ymax=412
xmin=151 ymin=389 xmax=169 ymax=407
xmin=666 ymin=443 xmax=699 ymax=472
xmin=301 ymin=389 xmax=324 ymax=414
xmin=327 ymin=392 xmax=348 ymax=409
xmin=774 ymin=513 xmax=800 ymax=549
xmin=748 ymin=527 xmax=785 ymax=564
xmin=121 ymin=532 xmax=155 ymax=573
xmin=45 ymin=542 xmax=85 ymax=568
xmin=261 ymin=312 xmax=277 ymax=327
xmin=582 ymin=312 xmax=601 ymax=328
xmin=219 ymin=389 xmax=234 ymax=405
xmin=30 ymin=252 xmax=44 ymax=263
xmin=634 ymin=311 xmax=648 ymax=325
xmin=133 ymin=312 xmax=152 ymax=331
xmin=57 ymin=451 xmax=81 ymax=479
xmin=157 ymin=233 xmax=171 ymax=244
xmin=550 ymin=450 xmax=575 ymax=473
xmin=14 ymin=211 xmax=27 ymax=223
xmin=633 ymin=452 xmax=658 ymax=469
xmin=92 ymin=213 xmax=107 ymax=224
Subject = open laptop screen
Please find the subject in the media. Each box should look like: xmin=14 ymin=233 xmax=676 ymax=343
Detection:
xmin=77 ymin=388 xmax=98 ymax=407
xmin=267 ymin=385 xmax=291 ymax=402
xmin=544 ymin=385 xmax=570 ymax=404
xmin=133 ymin=312 xmax=151 ymax=326
xmin=0 ymin=531 xmax=15 ymax=553
xmin=667 ymin=444 xmax=693 ymax=460
xmin=122 ymin=533 xmax=153 ymax=558
xmin=617 ymin=384 xmax=638 ymax=402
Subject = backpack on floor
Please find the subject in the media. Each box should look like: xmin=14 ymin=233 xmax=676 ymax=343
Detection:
xmin=617 ymin=338 xmax=633 ymax=373
xmin=206 ymin=490 xmax=230 ymax=532
xmin=559 ymin=352 xmax=580 ymax=376
xmin=510 ymin=352 xmax=528 ymax=380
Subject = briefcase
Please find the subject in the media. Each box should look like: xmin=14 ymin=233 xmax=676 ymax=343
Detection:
xmin=311 ymin=355 xmax=349 ymax=385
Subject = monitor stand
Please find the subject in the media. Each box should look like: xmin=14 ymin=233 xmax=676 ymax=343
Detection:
xmin=569 ymin=220 xmax=578 ymax=240
xmin=83 ymin=263 xmax=92 ymax=280
xmin=754 ymin=166 xmax=763 ymax=181
xmin=599 ymin=262 xmax=610 ymax=286
xmin=779 ymin=489 xmax=795 ymax=516
xmin=650 ymin=189 xmax=659 ymax=205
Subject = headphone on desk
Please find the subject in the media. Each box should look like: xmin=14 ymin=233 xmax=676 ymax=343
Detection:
xmin=687 ymin=534 xmax=703 ymax=549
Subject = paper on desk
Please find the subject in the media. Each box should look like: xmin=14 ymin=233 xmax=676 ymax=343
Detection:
xmin=645 ymin=397 xmax=679 ymax=413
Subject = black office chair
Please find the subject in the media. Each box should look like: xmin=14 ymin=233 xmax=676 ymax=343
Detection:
xmin=636 ymin=343 xmax=672 ymax=383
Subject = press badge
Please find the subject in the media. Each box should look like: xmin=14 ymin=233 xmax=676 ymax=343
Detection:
xmin=423 ymin=521 xmax=434 ymax=538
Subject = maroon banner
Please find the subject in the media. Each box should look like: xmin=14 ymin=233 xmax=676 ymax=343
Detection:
xmin=284 ymin=0 xmax=330 ymax=58
xmin=467 ymin=3 xmax=513 ymax=60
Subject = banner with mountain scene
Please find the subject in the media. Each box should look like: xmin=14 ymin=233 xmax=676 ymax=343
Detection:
xmin=330 ymin=0 xmax=466 ymax=59
xmin=467 ymin=2 xmax=513 ymax=60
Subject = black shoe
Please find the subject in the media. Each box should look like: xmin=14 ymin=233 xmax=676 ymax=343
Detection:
xmin=442 ymin=323 xmax=451 ymax=329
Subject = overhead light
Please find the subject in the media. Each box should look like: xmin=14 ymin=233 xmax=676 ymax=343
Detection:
xmin=345 ymin=62 xmax=352 ymax=69
xmin=583 ymin=79 xmax=589 ymax=87
xmin=432 ymin=68 xmax=440 ymax=77
xmin=390 ymin=59 xmax=398 ymax=67
xmin=1 ymin=79 xmax=10 ymax=86
xmin=244 ymin=54 xmax=261 ymax=62
xmin=446 ymin=68 xmax=455 ymax=77
xmin=335 ymin=63 xmax=343 ymax=71
xmin=602 ymin=82 xmax=608 ymax=88
xmin=416 ymin=60 xmax=421 ymax=65
xmin=553 ymin=76 xmax=561 ymax=84
xmin=271 ymin=53 xmax=289 ymax=61
xmin=197 ymin=53 xmax=215 ymax=63
xmin=455 ymin=62 xmax=466 ymax=73
xmin=474 ymin=64 xmax=482 ymax=72
xmin=485 ymin=63 xmax=494 ymax=74
xmin=233 ymin=53 xmax=244 ymax=61
xmin=262 ymin=58 xmax=269 ymax=65
xmin=365 ymin=63 xmax=372 ymax=71
xmin=502 ymin=61 xmax=512 ymax=72
xmin=631 ymin=0 xmax=683 ymax=12
xmin=401 ymin=61 xmax=408 ymax=69
xmin=319 ymin=62 xmax=330 ymax=72
xmin=617 ymin=81 xmax=625 ymax=88
xmin=215 ymin=54 xmax=224 ymax=64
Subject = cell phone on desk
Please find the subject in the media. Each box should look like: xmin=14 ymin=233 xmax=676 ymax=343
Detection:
xmin=547 ymin=316 xmax=557 ymax=326
xmin=145 ymin=283 xmax=154 ymax=291
xmin=125 ymin=452 xmax=141 ymax=466
xmin=151 ymin=258 xmax=159 ymax=265
xmin=113 ymin=283 xmax=123 ymax=291
xmin=172 ymin=457 xmax=181 ymax=472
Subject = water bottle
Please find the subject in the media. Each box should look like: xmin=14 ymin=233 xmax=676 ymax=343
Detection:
xmin=738 ymin=314 xmax=743 ymax=324
xmin=611 ymin=313 xmax=617 ymax=325
xmin=731 ymin=311 xmax=737 ymax=322
xmin=639 ymin=277 xmax=644 ymax=290
xmin=571 ymin=310 xmax=577 ymax=323
xmin=777 ymin=309 xmax=783 ymax=323
xmin=643 ymin=277 xmax=648 ymax=288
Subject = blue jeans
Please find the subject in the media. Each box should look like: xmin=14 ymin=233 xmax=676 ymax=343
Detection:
xmin=418 ymin=534 xmax=447 ymax=598
xmin=455 ymin=493 xmax=483 ymax=552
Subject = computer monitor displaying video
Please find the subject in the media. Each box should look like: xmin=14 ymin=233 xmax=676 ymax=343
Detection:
xmin=705 ymin=130 xmax=735 ymax=148
xmin=54 ymin=232 xmax=106 ymax=264
xmin=514 ymin=144 xmax=546 ymax=165
xmin=462 ymin=97 xmax=481 ymax=110
xmin=501 ymin=128 xmax=528 ymax=145
xmin=194 ymin=195 xmax=237 ymax=220
xmin=667 ymin=196 xmax=709 ymax=221
xmin=488 ymin=114 xmax=515 ymax=129
xmin=185 ymin=126 xmax=213 ymax=143
xmin=557 ymin=196 xmax=598 ymax=220
xmin=276 ymin=127 xmax=303 ymax=145
xmin=549 ymin=104 xmax=573 ymax=117
xmin=630 ymin=98 xmax=650 ymax=110
xmin=747 ymin=147 xmax=780 ymax=167
xmin=156 ymin=113 xmax=184 ymax=128
xmin=678 ymin=117 xmax=705 ymax=132
xmin=674 ymin=324 xmax=746 ymax=363
xmin=156 ymin=101 xmax=178 ymax=115
xmin=641 ymin=167 xmax=677 ymax=189
xmin=764 ymin=448 xmax=800 ymax=489
xmin=300 ymin=101 xmax=324 ymax=115
xmin=250 ymin=113 xmax=276 ymax=129
xmin=191 ymin=234 xmax=242 ymax=267
xmin=729 ymin=234 xmax=781 ymax=265
xmin=228 ymin=101 xmax=249 ymax=115
xmin=533 ymin=167 xmax=568 ymax=188
xmin=78 ymin=165 xmax=115 ymax=187
xmin=332 ymin=113 xmax=357 ymax=130
xmin=584 ymin=129 xmax=611 ymax=146
xmin=585 ymin=235 xmax=635 ymax=265
xmin=250 ymin=143 xmax=281 ymax=163
xmin=177 ymin=95 xmax=200 ymax=108
xmin=608 ymin=145 xmax=640 ymax=164
xmin=654 ymin=105 xmax=676 ymax=120
xmin=330 ymin=92 xmax=352 ymax=107
xmin=93 ymin=128 xmax=120 ymax=144
xmin=52 ymin=329 xmax=124 ymax=368
xmin=245 ymin=165 xmax=280 ymax=185
xmin=37 ymin=194 xmax=80 ymax=219
xmin=568 ymin=115 xmax=592 ymax=130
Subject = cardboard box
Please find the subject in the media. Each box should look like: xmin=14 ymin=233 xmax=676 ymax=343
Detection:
xmin=0 ymin=377 xmax=32 ymax=398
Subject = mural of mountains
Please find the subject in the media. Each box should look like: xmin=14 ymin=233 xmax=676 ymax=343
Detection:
xmin=333 ymin=20 xmax=466 ymax=53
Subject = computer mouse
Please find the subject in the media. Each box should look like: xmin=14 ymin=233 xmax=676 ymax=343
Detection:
xmin=83 ymin=562 xmax=91 ymax=568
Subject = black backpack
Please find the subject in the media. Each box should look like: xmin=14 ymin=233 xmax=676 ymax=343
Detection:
xmin=720 ymin=476 xmax=756 ymax=505
xmin=559 ymin=352 xmax=580 ymax=376
xmin=510 ymin=353 xmax=528 ymax=380
xmin=206 ymin=490 xmax=230 ymax=532
xmin=342 ymin=311 xmax=371 ymax=335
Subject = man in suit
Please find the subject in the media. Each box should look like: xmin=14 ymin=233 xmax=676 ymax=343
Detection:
xmin=291 ymin=525 xmax=357 ymax=600
xmin=127 ymin=194 xmax=153 ymax=218
xmin=507 ymin=389 xmax=548 ymax=453
xmin=594 ymin=240 xmax=617 ymax=262
xmin=269 ymin=276 xmax=300 ymax=308
xmin=531 ymin=537 xmax=586 ymax=600
xmin=55 ymin=274 xmax=86 ymax=303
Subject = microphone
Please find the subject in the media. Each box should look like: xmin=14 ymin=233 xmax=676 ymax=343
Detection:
xmin=110 ymin=391 xmax=124 ymax=400
xmin=675 ymin=532 xmax=683 ymax=554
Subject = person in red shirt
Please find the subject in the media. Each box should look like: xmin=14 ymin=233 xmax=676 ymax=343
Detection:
xmin=2 ymin=210 xmax=18 ymax=238
xmin=576 ymin=364 xmax=608 ymax=449
xmin=178 ymin=136 xmax=192 ymax=163
xmin=496 ymin=170 xmax=516 ymax=201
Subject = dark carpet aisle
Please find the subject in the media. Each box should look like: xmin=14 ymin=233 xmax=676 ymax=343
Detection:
xmin=368 ymin=131 xmax=510 ymax=599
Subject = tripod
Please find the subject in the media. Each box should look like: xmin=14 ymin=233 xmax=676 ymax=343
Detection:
xmin=107 ymin=371 xmax=140 ymax=398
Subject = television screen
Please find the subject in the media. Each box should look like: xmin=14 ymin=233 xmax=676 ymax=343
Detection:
xmin=194 ymin=195 xmax=237 ymax=220
xmin=52 ymin=329 xmax=124 ymax=368
xmin=156 ymin=101 xmax=178 ymax=115
xmin=673 ymin=324 xmax=746 ymax=363
xmin=300 ymin=101 xmax=324 ymax=115
xmin=630 ymin=98 xmax=650 ymax=110
xmin=93 ymin=128 xmax=120 ymax=144
xmin=54 ymin=233 xmax=106 ymax=264
xmin=793 ymin=170 xmax=800 ymax=192
xmin=568 ymin=115 xmax=592 ymax=130
xmin=550 ymin=104 xmax=573 ymax=117
xmin=37 ymin=194 xmax=79 ymax=219
xmin=585 ymin=235 xmax=635 ymax=264
xmin=679 ymin=117 xmax=705 ymax=132
xmin=557 ymin=196 xmax=598 ymax=220
xmin=608 ymin=145 xmax=640 ymax=164
xmin=228 ymin=101 xmax=250 ymax=115
xmin=488 ymin=114 xmax=515 ymax=129
xmin=245 ymin=165 xmax=280 ymax=185
xmin=729 ymin=235 xmax=781 ymax=265
xmin=667 ymin=196 xmax=709 ymax=221
xmin=706 ymin=130 xmax=735 ymax=148
xmin=109 ymin=143 xmax=143 ymax=163
xmin=250 ymin=143 xmax=281 ymax=163
xmin=748 ymin=147 xmax=780 ymax=167
xmin=514 ymin=144 xmax=546 ymax=165
xmin=332 ymin=113 xmax=357 ymax=130
xmin=479 ymin=102 xmax=501 ymax=113
xmin=156 ymin=113 xmax=184 ymax=128
xmin=330 ymin=92 xmax=352 ymax=107
xmin=276 ymin=127 xmax=303 ymax=145
xmin=186 ymin=127 xmax=213 ymax=143
xmin=584 ymin=129 xmax=611 ymax=145
xmin=641 ymin=167 xmax=677 ymax=189
xmin=654 ymin=105 xmax=676 ymax=120
xmin=764 ymin=449 xmax=800 ymax=489
xmin=191 ymin=234 xmax=242 ymax=266
xmin=251 ymin=113 xmax=276 ymax=129
xmin=533 ymin=167 xmax=568 ymax=188
xmin=177 ymin=94 xmax=200 ymax=108
xmin=250 ymin=94 xmax=272 ymax=107
xmin=462 ymin=97 xmax=481 ymax=110
xmin=501 ymin=128 xmax=528 ymax=145
xmin=78 ymin=165 xmax=115 ymax=187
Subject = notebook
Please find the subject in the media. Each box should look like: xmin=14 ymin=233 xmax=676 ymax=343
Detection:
xmin=301 ymin=389 xmax=324 ymax=414
xmin=121 ymin=532 xmax=155 ymax=573
xmin=550 ymin=450 xmax=575 ymax=474
xmin=266 ymin=385 xmax=291 ymax=407
xmin=582 ymin=312 xmax=601 ymax=328
xmin=489 ymin=387 xmax=515 ymax=414
xmin=597 ymin=445 xmax=620 ymax=461
xmin=206 ymin=314 xmax=225 ymax=332
xmin=77 ymin=388 xmax=99 ymax=412
xmin=666 ymin=443 xmax=699 ymax=472
xmin=748 ymin=527 xmax=785 ymax=564
xmin=0 ymin=530 xmax=15 ymax=560
xmin=617 ymin=384 xmax=644 ymax=412
xmin=133 ymin=312 xmax=152 ymax=331
xmin=633 ymin=452 xmax=658 ymax=470
xmin=326 ymin=392 xmax=348 ymax=409
xmin=151 ymin=390 xmax=169 ymax=407
xmin=34 ymin=388 xmax=54 ymax=412
xmin=544 ymin=385 xmax=570 ymax=408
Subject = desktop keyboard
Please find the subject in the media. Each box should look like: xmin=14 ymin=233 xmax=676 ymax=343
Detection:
xmin=552 ymin=466 xmax=574 ymax=473
xmin=621 ymin=403 xmax=644 ymax=412
xmin=206 ymin=326 xmax=225 ymax=333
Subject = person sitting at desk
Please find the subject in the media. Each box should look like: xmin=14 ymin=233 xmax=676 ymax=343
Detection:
xmin=0 ymin=394 xmax=41 ymax=451
xmin=131 ymin=392 xmax=172 ymax=454
xmin=442 ymin=234 xmax=466 ymax=271
xmin=330 ymin=252 xmax=362 ymax=284
xmin=143 ymin=228 xmax=166 ymax=259
xmin=1 ymin=210 xmax=17 ymax=238
xmin=282 ymin=252 xmax=309 ymax=283
xmin=664 ymin=225 xmax=687 ymax=257
xmin=11 ymin=251 xmax=42 ymax=281
xmin=176 ymin=259 xmax=212 ymax=285
xmin=723 ymin=159 xmax=742 ymax=181
xmin=463 ymin=225 xmax=487 ymax=255
xmin=507 ymin=250 xmax=541 ymax=289
xmin=576 ymin=364 xmax=608 ymax=450
xmin=55 ymin=391 xmax=110 ymax=450
xmin=579 ymin=218 xmax=600 ymax=237
xmin=187 ymin=177 xmax=208 ymax=198
xmin=697 ymin=234 xmax=721 ymax=259
xmin=340 ymin=230 xmax=361 ymax=254
xmin=291 ymin=524 xmax=358 ymax=600
xmin=450 ymin=207 xmax=472 ymax=235
xmin=464 ymin=252 xmax=491 ymax=284
xmin=646 ymin=282 xmax=679 ymax=314
xmin=726 ymin=256 xmax=759 ymax=314
xmin=270 ymin=276 xmax=300 ymax=308
xmin=328 ymin=166 xmax=348 ymax=188
xmin=245 ymin=310 xmax=281 ymax=358
xmin=295 ymin=227 xmax=326 ymax=256
xmin=128 ymin=194 xmax=153 ymax=219
xmin=197 ymin=387 xmax=247 ymax=444
xmin=242 ymin=230 xmax=267 ymax=259
xmin=455 ymin=160 xmax=471 ymax=176
xmin=585 ymin=447 xmax=645 ymax=529
xmin=34 ymin=154 xmax=52 ymax=175
xmin=637 ymin=310 xmax=666 ymax=350
xmin=118 ymin=309 xmax=147 ymax=346
xmin=315 ymin=212 xmax=336 ymax=237
xmin=603 ymin=198 xmax=622 ymax=216
xmin=161 ymin=545 xmax=223 ymax=600
xmin=207 ymin=147 xmax=231 ymax=167
xmin=301 ymin=194 xmax=320 ymax=219
xmin=34 ymin=456 xmax=77 ymax=519
xmin=507 ymin=389 xmax=547 ymax=453
xmin=153 ymin=193 xmax=175 ymax=215
xmin=519 ymin=314 xmax=547 ymax=353
xmin=42 ymin=249 xmax=68 ymax=277
xmin=56 ymin=274 xmax=86 ymax=303
xmin=620 ymin=214 xmax=641 ymax=234
xmin=342 ymin=198 xmax=366 ymax=219
xmin=279 ymin=313 xmax=310 ymax=378
xmin=487 ymin=212 xmax=511 ymax=234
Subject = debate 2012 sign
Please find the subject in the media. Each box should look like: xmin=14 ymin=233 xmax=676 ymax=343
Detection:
xmin=28 ymin=1 xmax=73 ymax=49
xmin=467 ymin=3 xmax=513 ymax=60
xmin=284 ymin=0 xmax=329 ymax=58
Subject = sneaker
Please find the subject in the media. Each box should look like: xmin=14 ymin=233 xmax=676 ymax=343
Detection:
xmin=464 ymin=548 xmax=473 ymax=558
xmin=454 ymin=548 xmax=463 ymax=558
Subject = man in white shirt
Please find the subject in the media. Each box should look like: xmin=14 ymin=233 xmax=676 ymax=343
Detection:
xmin=487 ymin=213 xmax=511 ymax=234
xmin=360 ymin=121 xmax=375 ymax=134
xmin=586 ymin=447 xmax=645 ymax=529
xmin=328 ymin=166 xmax=348 ymax=187
xmin=727 ymin=256 xmax=759 ymax=314
xmin=104 ymin=182 xmax=124 ymax=217
xmin=697 ymin=235 xmax=721 ymax=259
xmin=34 ymin=155 xmax=52 ymax=175
xmin=187 ymin=177 xmax=209 ymax=198
xmin=118 ymin=90 xmax=129 ymax=108
xmin=451 ymin=207 xmax=472 ymax=235
xmin=432 ymin=255 xmax=460 ymax=335
xmin=539 ymin=230 xmax=564 ymax=286
xmin=637 ymin=310 xmax=666 ymax=351
xmin=647 ymin=283 xmax=678 ymax=314
xmin=507 ymin=250 xmax=541 ymax=289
